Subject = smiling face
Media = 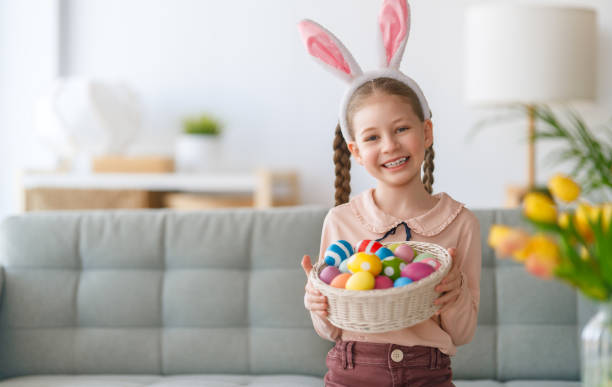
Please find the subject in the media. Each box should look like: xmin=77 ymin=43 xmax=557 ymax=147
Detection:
xmin=347 ymin=92 xmax=433 ymax=189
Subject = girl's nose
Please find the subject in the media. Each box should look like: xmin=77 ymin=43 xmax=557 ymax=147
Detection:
xmin=382 ymin=135 xmax=400 ymax=152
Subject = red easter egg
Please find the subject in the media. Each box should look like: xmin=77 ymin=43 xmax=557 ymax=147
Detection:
xmin=401 ymin=262 xmax=435 ymax=281
xmin=356 ymin=239 xmax=383 ymax=255
xmin=374 ymin=275 xmax=394 ymax=289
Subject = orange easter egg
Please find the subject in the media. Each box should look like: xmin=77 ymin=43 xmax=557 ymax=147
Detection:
xmin=330 ymin=273 xmax=352 ymax=288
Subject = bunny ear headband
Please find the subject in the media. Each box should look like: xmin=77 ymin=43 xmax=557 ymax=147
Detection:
xmin=298 ymin=0 xmax=431 ymax=143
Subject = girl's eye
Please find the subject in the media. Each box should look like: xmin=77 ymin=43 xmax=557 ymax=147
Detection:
xmin=365 ymin=135 xmax=378 ymax=142
xmin=397 ymin=127 xmax=410 ymax=133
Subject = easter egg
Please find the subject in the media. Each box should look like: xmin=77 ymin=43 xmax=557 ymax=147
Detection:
xmin=413 ymin=252 xmax=436 ymax=263
xmin=330 ymin=273 xmax=351 ymax=288
xmin=339 ymin=259 xmax=350 ymax=273
xmin=375 ymin=247 xmax=394 ymax=260
xmin=374 ymin=275 xmax=394 ymax=289
xmin=394 ymin=277 xmax=413 ymax=287
xmin=420 ymin=257 xmax=441 ymax=270
xmin=387 ymin=243 xmax=402 ymax=252
xmin=381 ymin=257 xmax=406 ymax=281
xmin=347 ymin=252 xmax=382 ymax=276
xmin=356 ymin=239 xmax=383 ymax=255
xmin=320 ymin=266 xmax=341 ymax=284
xmin=394 ymin=244 xmax=415 ymax=263
xmin=324 ymin=240 xmax=354 ymax=267
xmin=401 ymin=262 xmax=435 ymax=281
xmin=345 ymin=271 xmax=375 ymax=290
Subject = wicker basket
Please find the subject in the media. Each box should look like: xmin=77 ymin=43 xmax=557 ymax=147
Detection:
xmin=309 ymin=241 xmax=451 ymax=333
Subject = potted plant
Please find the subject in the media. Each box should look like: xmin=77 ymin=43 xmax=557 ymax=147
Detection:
xmin=175 ymin=113 xmax=223 ymax=173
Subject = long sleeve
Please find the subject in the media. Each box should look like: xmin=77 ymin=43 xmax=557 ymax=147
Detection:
xmin=439 ymin=212 xmax=481 ymax=346
xmin=308 ymin=212 xmax=342 ymax=342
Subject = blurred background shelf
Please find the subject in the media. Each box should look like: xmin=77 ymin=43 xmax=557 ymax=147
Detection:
xmin=21 ymin=169 xmax=299 ymax=211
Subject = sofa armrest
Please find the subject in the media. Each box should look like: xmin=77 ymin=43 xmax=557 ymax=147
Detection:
xmin=0 ymin=265 xmax=3 ymax=305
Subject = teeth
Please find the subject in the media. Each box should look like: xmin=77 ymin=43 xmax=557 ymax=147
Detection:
xmin=384 ymin=157 xmax=408 ymax=168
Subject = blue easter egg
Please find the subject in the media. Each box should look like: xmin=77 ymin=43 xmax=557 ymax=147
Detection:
xmin=375 ymin=247 xmax=394 ymax=260
xmin=324 ymin=240 xmax=354 ymax=267
xmin=394 ymin=277 xmax=413 ymax=287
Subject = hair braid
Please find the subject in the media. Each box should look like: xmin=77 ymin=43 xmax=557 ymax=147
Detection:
xmin=333 ymin=124 xmax=351 ymax=206
xmin=422 ymin=145 xmax=435 ymax=194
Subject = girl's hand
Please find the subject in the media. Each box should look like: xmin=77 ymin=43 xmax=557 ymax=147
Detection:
xmin=434 ymin=248 xmax=462 ymax=315
xmin=301 ymin=255 xmax=329 ymax=318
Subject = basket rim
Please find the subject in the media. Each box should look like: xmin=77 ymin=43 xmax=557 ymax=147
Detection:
xmin=310 ymin=240 xmax=451 ymax=297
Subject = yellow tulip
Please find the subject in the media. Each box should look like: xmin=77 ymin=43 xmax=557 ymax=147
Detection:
xmin=579 ymin=245 xmax=590 ymax=260
xmin=488 ymin=225 xmax=512 ymax=248
xmin=523 ymin=234 xmax=561 ymax=279
xmin=558 ymin=212 xmax=570 ymax=230
xmin=547 ymin=174 xmax=581 ymax=203
xmin=603 ymin=203 xmax=612 ymax=233
xmin=575 ymin=203 xmax=595 ymax=242
xmin=523 ymin=192 xmax=557 ymax=224
xmin=495 ymin=229 xmax=531 ymax=260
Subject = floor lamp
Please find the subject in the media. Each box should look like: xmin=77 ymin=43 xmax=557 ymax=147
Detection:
xmin=464 ymin=3 xmax=596 ymax=206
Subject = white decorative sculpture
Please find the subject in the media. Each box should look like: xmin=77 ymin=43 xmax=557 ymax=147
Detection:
xmin=35 ymin=78 xmax=141 ymax=170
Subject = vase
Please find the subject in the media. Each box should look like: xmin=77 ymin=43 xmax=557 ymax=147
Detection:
xmin=174 ymin=133 xmax=221 ymax=173
xmin=582 ymin=301 xmax=612 ymax=386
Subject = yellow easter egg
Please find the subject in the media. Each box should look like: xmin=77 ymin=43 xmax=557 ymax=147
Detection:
xmin=347 ymin=252 xmax=382 ymax=276
xmin=345 ymin=271 xmax=375 ymax=290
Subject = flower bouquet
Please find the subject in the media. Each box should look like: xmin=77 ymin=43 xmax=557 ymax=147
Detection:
xmin=488 ymin=174 xmax=611 ymax=386
xmin=488 ymin=174 xmax=611 ymax=299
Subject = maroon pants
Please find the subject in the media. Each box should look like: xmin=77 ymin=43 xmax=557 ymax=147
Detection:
xmin=325 ymin=340 xmax=454 ymax=387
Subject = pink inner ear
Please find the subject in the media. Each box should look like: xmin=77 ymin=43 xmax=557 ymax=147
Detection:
xmin=380 ymin=0 xmax=408 ymax=65
xmin=299 ymin=21 xmax=351 ymax=75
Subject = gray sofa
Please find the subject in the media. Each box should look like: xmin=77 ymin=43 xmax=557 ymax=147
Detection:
xmin=0 ymin=207 xmax=594 ymax=386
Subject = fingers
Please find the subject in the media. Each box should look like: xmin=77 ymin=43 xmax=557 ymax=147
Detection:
xmin=435 ymin=275 xmax=461 ymax=293
xmin=304 ymin=290 xmax=328 ymax=316
xmin=301 ymin=255 xmax=313 ymax=277
xmin=434 ymin=287 xmax=460 ymax=307
xmin=436 ymin=266 xmax=460 ymax=291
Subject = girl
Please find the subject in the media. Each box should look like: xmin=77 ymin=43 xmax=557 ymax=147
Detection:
xmin=298 ymin=1 xmax=481 ymax=386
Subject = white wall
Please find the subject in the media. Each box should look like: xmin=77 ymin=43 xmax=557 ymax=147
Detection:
xmin=1 ymin=0 xmax=611 ymax=220
xmin=0 ymin=0 xmax=59 ymax=219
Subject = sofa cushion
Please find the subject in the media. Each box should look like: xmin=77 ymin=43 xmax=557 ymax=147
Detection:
xmin=0 ymin=375 xmax=581 ymax=386
xmin=0 ymin=374 xmax=324 ymax=386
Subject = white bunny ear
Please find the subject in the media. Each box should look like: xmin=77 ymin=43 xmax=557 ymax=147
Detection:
xmin=378 ymin=0 xmax=410 ymax=69
xmin=298 ymin=19 xmax=363 ymax=83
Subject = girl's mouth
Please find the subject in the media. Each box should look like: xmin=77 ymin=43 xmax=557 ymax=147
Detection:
xmin=383 ymin=157 xmax=409 ymax=168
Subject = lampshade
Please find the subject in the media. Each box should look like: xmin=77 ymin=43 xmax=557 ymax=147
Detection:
xmin=465 ymin=3 xmax=597 ymax=106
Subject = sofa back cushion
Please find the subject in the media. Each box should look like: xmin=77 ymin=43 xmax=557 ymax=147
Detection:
xmin=0 ymin=208 xmax=595 ymax=380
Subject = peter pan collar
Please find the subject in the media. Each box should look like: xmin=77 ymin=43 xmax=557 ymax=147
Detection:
xmin=349 ymin=188 xmax=464 ymax=237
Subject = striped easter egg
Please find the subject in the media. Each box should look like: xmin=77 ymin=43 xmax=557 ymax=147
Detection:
xmin=324 ymin=240 xmax=354 ymax=267
xmin=375 ymin=247 xmax=394 ymax=260
xmin=356 ymin=239 xmax=383 ymax=255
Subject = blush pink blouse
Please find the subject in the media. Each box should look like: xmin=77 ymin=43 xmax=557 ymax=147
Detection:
xmin=310 ymin=188 xmax=482 ymax=356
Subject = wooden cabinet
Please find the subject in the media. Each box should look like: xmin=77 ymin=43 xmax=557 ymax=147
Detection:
xmin=21 ymin=169 xmax=299 ymax=211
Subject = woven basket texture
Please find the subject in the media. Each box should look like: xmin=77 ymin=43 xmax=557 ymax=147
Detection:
xmin=310 ymin=241 xmax=451 ymax=333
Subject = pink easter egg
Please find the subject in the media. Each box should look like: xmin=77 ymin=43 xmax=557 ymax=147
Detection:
xmin=374 ymin=275 xmax=394 ymax=289
xmin=320 ymin=266 xmax=341 ymax=284
xmin=394 ymin=244 xmax=415 ymax=263
xmin=420 ymin=257 xmax=441 ymax=270
xmin=401 ymin=262 xmax=435 ymax=281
